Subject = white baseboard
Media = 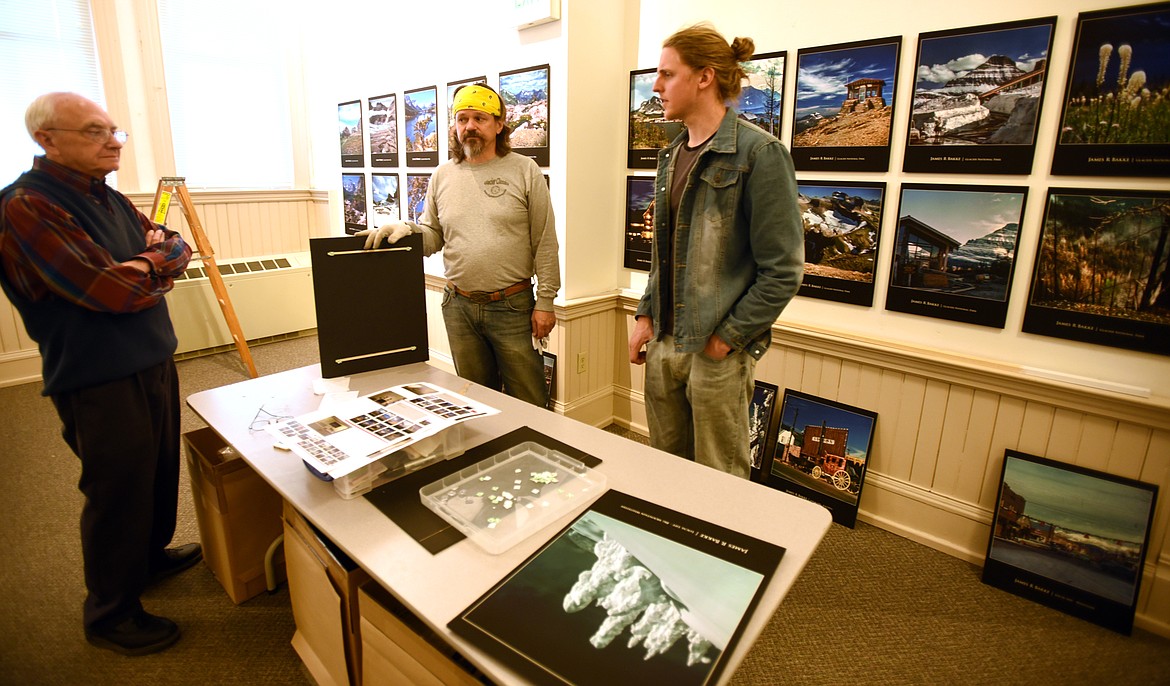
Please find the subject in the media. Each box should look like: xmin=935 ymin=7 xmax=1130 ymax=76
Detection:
xmin=0 ymin=351 xmax=42 ymax=389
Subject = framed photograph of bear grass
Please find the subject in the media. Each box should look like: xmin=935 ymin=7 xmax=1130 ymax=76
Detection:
xmin=983 ymin=450 xmax=1158 ymax=635
xmin=338 ymin=100 xmax=363 ymax=168
xmin=499 ymin=64 xmax=550 ymax=167
xmin=791 ymin=36 xmax=901 ymax=172
xmin=624 ymin=176 xmax=655 ymax=271
xmin=628 ymin=67 xmax=678 ymax=168
xmin=796 ymin=180 xmax=885 ymax=306
xmin=1051 ymin=2 xmax=1170 ymax=177
xmin=902 ymin=16 xmax=1056 ymax=175
xmin=763 ymin=390 xmax=876 ymax=528
xmin=1022 ymin=188 xmax=1170 ymax=355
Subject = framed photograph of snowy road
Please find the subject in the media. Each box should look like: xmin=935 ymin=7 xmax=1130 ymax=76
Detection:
xmin=903 ymin=17 xmax=1056 ymax=174
xmin=795 ymin=180 xmax=886 ymax=306
xmin=449 ymin=489 xmax=784 ymax=686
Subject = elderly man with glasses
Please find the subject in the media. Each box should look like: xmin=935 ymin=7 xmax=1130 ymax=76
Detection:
xmin=0 ymin=92 xmax=198 ymax=656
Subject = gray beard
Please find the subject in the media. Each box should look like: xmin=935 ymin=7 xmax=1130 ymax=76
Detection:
xmin=461 ymin=136 xmax=487 ymax=159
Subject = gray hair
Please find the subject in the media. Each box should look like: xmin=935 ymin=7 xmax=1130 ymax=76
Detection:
xmin=24 ymin=92 xmax=76 ymax=140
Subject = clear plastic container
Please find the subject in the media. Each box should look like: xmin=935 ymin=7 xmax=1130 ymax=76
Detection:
xmin=333 ymin=425 xmax=464 ymax=499
xmin=419 ymin=441 xmax=606 ymax=554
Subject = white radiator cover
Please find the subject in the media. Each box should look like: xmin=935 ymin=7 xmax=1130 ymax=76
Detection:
xmin=166 ymin=252 xmax=316 ymax=354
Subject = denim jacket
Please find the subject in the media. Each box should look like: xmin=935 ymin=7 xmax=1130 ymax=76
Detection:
xmin=636 ymin=108 xmax=803 ymax=359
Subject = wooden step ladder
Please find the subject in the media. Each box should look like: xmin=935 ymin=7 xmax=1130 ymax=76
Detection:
xmin=151 ymin=177 xmax=258 ymax=378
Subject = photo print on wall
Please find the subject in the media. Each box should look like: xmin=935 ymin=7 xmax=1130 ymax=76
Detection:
xmin=370 ymin=173 xmax=400 ymax=228
xmin=628 ymin=67 xmax=679 ymax=169
xmin=499 ymin=64 xmax=550 ymax=167
xmin=902 ymin=16 xmax=1056 ymax=175
xmin=983 ymin=450 xmax=1158 ymax=635
xmin=885 ymin=183 xmax=1027 ymax=329
xmin=446 ymin=75 xmax=487 ymax=159
xmin=737 ymin=50 xmax=787 ymax=138
xmin=1021 ymin=188 xmax=1170 ymax=356
xmin=341 ymin=173 xmax=366 ymax=234
xmin=404 ymin=86 xmax=439 ymax=167
xmin=338 ymin=100 xmax=363 ymax=168
xmin=1051 ymin=1 xmax=1170 ymax=177
xmin=449 ymin=489 xmax=784 ymax=686
xmin=791 ymin=36 xmax=901 ymax=172
xmin=405 ymin=173 xmax=430 ymax=223
xmin=368 ymin=93 xmax=398 ymax=167
xmin=795 ymin=180 xmax=886 ymax=307
xmin=748 ymin=381 xmax=779 ymax=484
xmin=624 ymin=175 xmax=655 ymax=271
xmin=763 ymin=390 xmax=876 ymax=528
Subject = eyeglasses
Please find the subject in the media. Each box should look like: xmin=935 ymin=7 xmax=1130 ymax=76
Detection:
xmin=44 ymin=127 xmax=129 ymax=144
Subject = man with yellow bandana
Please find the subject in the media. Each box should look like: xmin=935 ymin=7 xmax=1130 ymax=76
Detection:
xmin=360 ymin=84 xmax=559 ymax=406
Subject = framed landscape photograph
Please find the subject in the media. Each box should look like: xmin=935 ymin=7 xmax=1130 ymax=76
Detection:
xmin=404 ymin=86 xmax=439 ymax=167
xmin=367 ymin=93 xmax=398 ymax=167
xmin=499 ymin=64 xmax=550 ymax=167
xmin=795 ymin=180 xmax=885 ymax=306
xmin=1051 ymin=2 xmax=1170 ymax=177
xmin=341 ymin=173 xmax=366 ymax=234
xmin=791 ymin=36 xmax=901 ymax=172
xmin=737 ymin=50 xmax=787 ymax=138
xmin=338 ymin=99 xmax=363 ymax=168
xmin=624 ymin=175 xmax=655 ymax=271
xmin=1021 ymin=188 xmax=1170 ymax=355
xmin=885 ymin=183 xmax=1027 ymax=329
xmin=405 ymin=173 xmax=430 ymax=223
xmin=983 ymin=450 xmax=1158 ymax=635
xmin=903 ymin=17 xmax=1056 ymax=175
xmin=370 ymin=173 xmax=399 ymax=228
xmin=748 ymin=381 xmax=779 ymax=484
xmin=628 ymin=67 xmax=679 ymax=168
xmin=449 ymin=489 xmax=785 ymax=686
xmin=764 ymin=390 xmax=876 ymax=528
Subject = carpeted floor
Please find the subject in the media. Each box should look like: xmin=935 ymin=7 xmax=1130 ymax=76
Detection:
xmin=0 ymin=334 xmax=1167 ymax=685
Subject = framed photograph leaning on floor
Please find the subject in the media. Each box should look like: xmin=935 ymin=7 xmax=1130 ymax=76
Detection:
xmin=983 ymin=450 xmax=1158 ymax=635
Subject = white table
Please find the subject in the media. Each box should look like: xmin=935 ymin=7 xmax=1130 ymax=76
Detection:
xmin=187 ymin=361 xmax=832 ymax=684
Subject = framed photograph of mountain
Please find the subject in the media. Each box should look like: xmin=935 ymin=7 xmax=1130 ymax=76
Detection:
xmin=764 ymin=390 xmax=876 ymax=528
xmin=448 ymin=489 xmax=785 ymax=686
xmin=795 ymin=180 xmax=886 ymax=306
xmin=629 ymin=67 xmax=680 ymax=169
xmin=499 ymin=64 xmax=550 ymax=167
xmin=737 ymin=50 xmax=786 ymax=138
xmin=1021 ymin=188 xmax=1170 ymax=355
xmin=983 ymin=450 xmax=1158 ymax=635
xmin=370 ymin=173 xmax=399 ymax=228
xmin=791 ymin=36 xmax=901 ymax=172
xmin=338 ymin=100 xmax=363 ymax=168
xmin=405 ymin=173 xmax=430 ymax=223
xmin=885 ymin=183 xmax=1027 ymax=329
xmin=624 ymin=175 xmax=655 ymax=271
xmin=903 ymin=16 xmax=1056 ymax=175
xmin=446 ymin=75 xmax=487 ymax=158
xmin=341 ymin=173 xmax=366 ymax=234
xmin=404 ymin=86 xmax=439 ymax=167
xmin=748 ymin=381 xmax=779 ymax=484
xmin=1051 ymin=2 xmax=1170 ymax=177
xmin=368 ymin=93 xmax=398 ymax=167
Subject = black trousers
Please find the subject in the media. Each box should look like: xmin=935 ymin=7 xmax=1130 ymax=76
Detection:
xmin=50 ymin=358 xmax=181 ymax=629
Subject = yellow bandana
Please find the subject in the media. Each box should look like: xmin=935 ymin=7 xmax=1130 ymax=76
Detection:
xmin=452 ymin=85 xmax=501 ymax=117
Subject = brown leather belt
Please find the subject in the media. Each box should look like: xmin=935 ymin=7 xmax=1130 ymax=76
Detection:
xmin=447 ymin=279 xmax=531 ymax=303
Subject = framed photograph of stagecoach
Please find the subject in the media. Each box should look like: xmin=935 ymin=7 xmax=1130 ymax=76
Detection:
xmin=902 ymin=16 xmax=1056 ymax=175
xmin=1021 ymin=188 xmax=1170 ymax=356
xmin=629 ymin=67 xmax=679 ymax=168
xmin=763 ymin=390 xmax=876 ymax=528
xmin=795 ymin=180 xmax=886 ymax=306
xmin=1051 ymin=2 xmax=1170 ymax=177
xmin=790 ymin=36 xmax=901 ymax=172
xmin=983 ymin=450 xmax=1157 ymax=635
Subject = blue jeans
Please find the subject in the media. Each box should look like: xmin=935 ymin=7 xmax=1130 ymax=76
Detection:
xmin=644 ymin=336 xmax=756 ymax=479
xmin=441 ymin=285 xmax=547 ymax=407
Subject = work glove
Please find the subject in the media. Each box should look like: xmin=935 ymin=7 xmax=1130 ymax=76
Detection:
xmin=357 ymin=220 xmax=413 ymax=250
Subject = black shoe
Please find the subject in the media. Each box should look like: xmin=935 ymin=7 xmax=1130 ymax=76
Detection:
xmin=148 ymin=543 xmax=203 ymax=585
xmin=85 ymin=611 xmax=180 ymax=656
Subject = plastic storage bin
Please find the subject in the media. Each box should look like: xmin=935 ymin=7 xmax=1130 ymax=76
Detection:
xmin=333 ymin=425 xmax=465 ymax=499
xmin=419 ymin=441 xmax=606 ymax=554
